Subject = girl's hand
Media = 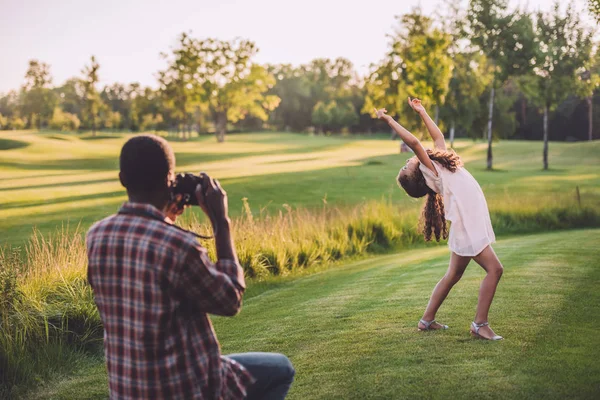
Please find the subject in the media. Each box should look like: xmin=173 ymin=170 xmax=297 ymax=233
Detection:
xmin=165 ymin=194 xmax=186 ymax=222
xmin=408 ymin=97 xmax=426 ymax=114
xmin=374 ymin=108 xmax=388 ymax=120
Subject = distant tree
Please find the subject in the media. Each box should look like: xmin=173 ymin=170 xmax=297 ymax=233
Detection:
xmin=576 ymin=48 xmax=600 ymax=142
xmin=363 ymin=10 xmax=453 ymax=133
xmin=21 ymin=60 xmax=55 ymax=129
xmin=55 ymin=78 xmax=85 ymax=118
xmin=522 ymin=2 xmax=593 ymax=169
xmin=103 ymin=111 xmax=122 ymax=131
xmin=443 ymin=52 xmax=494 ymax=146
xmin=0 ymin=91 xmax=19 ymax=120
xmin=588 ymin=0 xmax=600 ymax=21
xmin=267 ymin=64 xmax=313 ymax=131
xmin=191 ymin=38 xmax=280 ymax=142
xmin=140 ymin=113 xmax=164 ymax=132
xmin=311 ymin=101 xmax=329 ymax=134
xmin=49 ymin=107 xmax=80 ymax=131
xmin=328 ymin=101 xmax=359 ymax=133
xmin=158 ymin=33 xmax=204 ymax=139
xmin=81 ymin=56 xmax=103 ymax=135
xmin=467 ymin=0 xmax=536 ymax=169
xmin=9 ymin=116 xmax=26 ymax=130
xmin=0 ymin=113 xmax=7 ymax=129
xmin=397 ymin=11 xmax=454 ymax=124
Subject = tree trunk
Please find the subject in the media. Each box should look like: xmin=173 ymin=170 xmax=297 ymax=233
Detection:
xmin=543 ymin=105 xmax=549 ymax=170
xmin=434 ymin=105 xmax=440 ymax=125
xmin=216 ymin=113 xmax=227 ymax=143
xmin=449 ymin=120 xmax=455 ymax=148
xmin=587 ymin=96 xmax=593 ymax=141
xmin=92 ymin=115 xmax=96 ymax=137
xmin=486 ymin=86 xmax=495 ymax=170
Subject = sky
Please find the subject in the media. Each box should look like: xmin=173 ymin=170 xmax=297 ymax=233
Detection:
xmin=0 ymin=0 xmax=593 ymax=93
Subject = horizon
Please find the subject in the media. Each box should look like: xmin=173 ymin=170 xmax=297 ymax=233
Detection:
xmin=0 ymin=0 xmax=592 ymax=94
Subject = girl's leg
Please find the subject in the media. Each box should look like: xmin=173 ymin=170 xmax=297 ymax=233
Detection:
xmin=419 ymin=252 xmax=471 ymax=329
xmin=471 ymin=245 xmax=504 ymax=338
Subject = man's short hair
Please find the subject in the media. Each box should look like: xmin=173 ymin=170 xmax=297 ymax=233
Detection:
xmin=119 ymin=135 xmax=175 ymax=193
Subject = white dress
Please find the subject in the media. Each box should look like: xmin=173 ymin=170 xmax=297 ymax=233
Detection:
xmin=419 ymin=161 xmax=495 ymax=257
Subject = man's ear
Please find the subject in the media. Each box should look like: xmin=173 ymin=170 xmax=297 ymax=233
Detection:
xmin=119 ymin=172 xmax=127 ymax=188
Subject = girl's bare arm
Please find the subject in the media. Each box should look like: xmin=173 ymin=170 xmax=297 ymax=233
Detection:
xmin=375 ymin=108 xmax=438 ymax=175
xmin=408 ymin=97 xmax=446 ymax=151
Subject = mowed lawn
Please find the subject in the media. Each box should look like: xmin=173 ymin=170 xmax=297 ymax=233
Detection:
xmin=1 ymin=130 xmax=599 ymax=247
xmin=28 ymin=229 xmax=600 ymax=399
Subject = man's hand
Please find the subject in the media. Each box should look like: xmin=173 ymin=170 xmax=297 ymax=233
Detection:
xmin=374 ymin=108 xmax=389 ymax=120
xmin=408 ymin=97 xmax=426 ymax=115
xmin=195 ymin=173 xmax=229 ymax=228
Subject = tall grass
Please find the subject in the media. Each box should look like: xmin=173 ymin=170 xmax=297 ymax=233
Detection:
xmin=1 ymin=196 xmax=599 ymax=396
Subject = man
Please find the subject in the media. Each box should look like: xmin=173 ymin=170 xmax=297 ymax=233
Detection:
xmin=87 ymin=135 xmax=294 ymax=399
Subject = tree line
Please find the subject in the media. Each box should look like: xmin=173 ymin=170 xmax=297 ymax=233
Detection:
xmin=0 ymin=0 xmax=598 ymax=168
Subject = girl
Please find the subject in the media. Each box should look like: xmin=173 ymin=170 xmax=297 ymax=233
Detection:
xmin=375 ymin=98 xmax=504 ymax=341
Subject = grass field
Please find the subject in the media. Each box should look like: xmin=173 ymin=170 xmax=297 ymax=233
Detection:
xmin=1 ymin=130 xmax=599 ymax=398
xmin=1 ymin=130 xmax=599 ymax=246
xmin=24 ymin=229 xmax=600 ymax=399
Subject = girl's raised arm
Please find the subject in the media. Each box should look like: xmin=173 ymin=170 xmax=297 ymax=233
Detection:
xmin=408 ymin=98 xmax=446 ymax=151
xmin=375 ymin=108 xmax=438 ymax=175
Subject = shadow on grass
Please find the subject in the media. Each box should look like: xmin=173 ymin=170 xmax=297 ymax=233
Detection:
xmin=0 ymin=138 xmax=30 ymax=151
xmin=0 ymin=158 xmax=119 ymax=171
xmin=0 ymin=177 xmax=116 ymax=193
xmin=1 ymin=190 xmax=124 ymax=211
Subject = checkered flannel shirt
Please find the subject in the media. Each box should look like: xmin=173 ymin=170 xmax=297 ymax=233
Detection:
xmin=87 ymin=202 xmax=254 ymax=399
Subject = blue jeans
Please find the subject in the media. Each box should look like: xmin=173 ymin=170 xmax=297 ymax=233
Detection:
xmin=226 ymin=352 xmax=295 ymax=400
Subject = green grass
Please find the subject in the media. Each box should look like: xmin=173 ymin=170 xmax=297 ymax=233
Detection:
xmin=22 ymin=229 xmax=600 ymax=399
xmin=2 ymin=130 xmax=600 ymax=397
xmin=1 ymin=130 xmax=599 ymax=246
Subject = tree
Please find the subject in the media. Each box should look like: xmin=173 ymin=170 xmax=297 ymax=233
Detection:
xmin=49 ymin=107 xmax=80 ymax=131
xmin=21 ymin=60 xmax=55 ymax=129
xmin=0 ymin=113 xmax=7 ymax=129
xmin=9 ymin=116 xmax=25 ymax=130
xmin=311 ymin=101 xmax=329 ymax=133
xmin=267 ymin=64 xmax=313 ymax=131
xmin=576 ymin=49 xmax=600 ymax=142
xmin=140 ymin=113 xmax=164 ymax=132
xmin=398 ymin=12 xmax=454 ymax=124
xmin=467 ymin=0 xmax=536 ymax=169
xmin=158 ymin=33 xmax=205 ymax=139
xmin=0 ymin=91 xmax=19 ymax=121
xmin=103 ymin=111 xmax=122 ymax=131
xmin=442 ymin=52 xmax=494 ymax=146
xmin=81 ymin=56 xmax=103 ymax=135
xmin=55 ymin=78 xmax=85 ymax=118
xmin=363 ymin=10 xmax=453 ymax=134
xmin=192 ymin=38 xmax=280 ymax=142
xmin=267 ymin=58 xmax=362 ymax=133
xmin=588 ymin=0 xmax=600 ymax=21
xmin=524 ymin=2 xmax=593 ymax=169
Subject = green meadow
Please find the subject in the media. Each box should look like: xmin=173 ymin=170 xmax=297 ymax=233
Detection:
xmin=1 ymin=130 xmax=599 ymax=398
xmin=1 ymin=130 xmax=598 ymax=246
xmin=22 ymin=230 xmax=600 ymax=399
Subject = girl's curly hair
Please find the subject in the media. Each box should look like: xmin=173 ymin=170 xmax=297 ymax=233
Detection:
xmin=397 ymin=149 xmax=463 ymax=242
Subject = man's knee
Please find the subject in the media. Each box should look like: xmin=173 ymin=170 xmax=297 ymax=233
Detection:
xmin=276 ymin=354 xmax=295 ymax=383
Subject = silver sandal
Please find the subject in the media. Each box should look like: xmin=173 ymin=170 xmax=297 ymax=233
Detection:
xmin=418 ymin=319 xmax=449 ymax=331
xmin=470 ymin=321 xmax=503 ymax=341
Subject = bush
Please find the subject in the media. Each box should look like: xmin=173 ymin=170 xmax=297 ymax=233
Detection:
xmin=49 ymin=108 xmax=81 ymax=131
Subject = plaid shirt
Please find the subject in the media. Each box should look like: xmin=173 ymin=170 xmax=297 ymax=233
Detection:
xmin=87 ymin=202 xmax=254 ymax=399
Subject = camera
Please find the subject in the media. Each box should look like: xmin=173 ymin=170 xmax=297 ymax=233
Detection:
xmin=171 ymin=172 xmax=207 ymax=207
